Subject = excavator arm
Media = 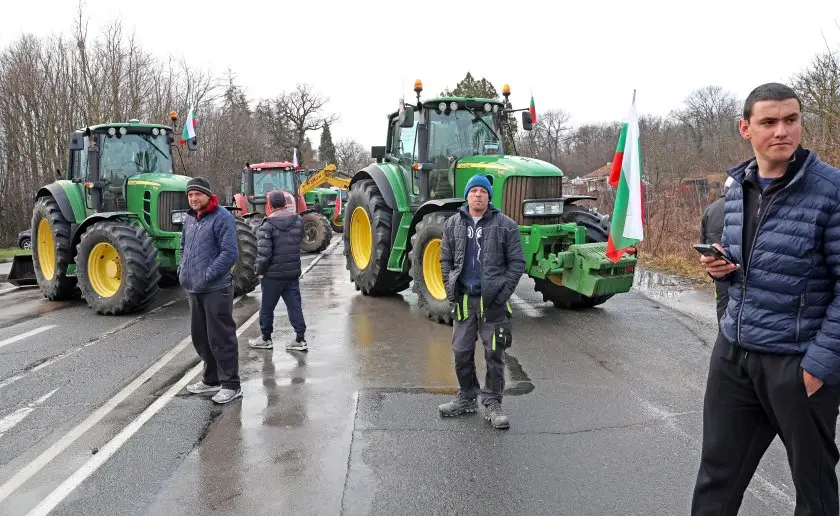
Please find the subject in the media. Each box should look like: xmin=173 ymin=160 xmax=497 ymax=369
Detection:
xmin=298 ymin=164 xmax=351 ymax=195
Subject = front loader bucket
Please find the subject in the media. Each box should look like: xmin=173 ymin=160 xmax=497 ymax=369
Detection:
xmin=6 ymin=255 xmax=37 ymax=287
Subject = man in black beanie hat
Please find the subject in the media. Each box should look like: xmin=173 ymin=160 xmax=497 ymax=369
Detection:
xmin=179 ymin=176 xmax=242 ymax=404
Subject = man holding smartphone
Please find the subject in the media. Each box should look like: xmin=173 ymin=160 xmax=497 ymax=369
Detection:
xmin=693 ymin=83 xmax=840 ymax=515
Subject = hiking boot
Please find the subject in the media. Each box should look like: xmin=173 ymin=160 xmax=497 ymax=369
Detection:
xmin=484 ymin=401 xmax=510 ymax=429
xmin=212 ymin=388 xmax=243 ymax=404
xmin=438 ymin=394 xmax=478 ymax=417
xmin=186 ymin=381 xmax=221 ymax=394
xmin=248 ymin=337 xmax=273 ymax=349
xmin=286 ymin=339 xmax=308 ymax=352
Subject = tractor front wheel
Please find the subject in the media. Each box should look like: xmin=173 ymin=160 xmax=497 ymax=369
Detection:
xmin=343 ymin=179 xmax=409 ymax=295
xmin=409 ymin=211 xmax=454 ymax=325
xmin=300 ymin=212 xmax=332 ymax=253
xmin=330 ymin=216 xmax=344 ymax=234
xmin=533 ymin=204 xmax=614 ymax=309
xmin=31 ymin=196 xmax=78 ymax=300
xmin=76 ymin=221 xmax=160 ymax=315
xmin=232 ymin=216 xmax=259 ymax=297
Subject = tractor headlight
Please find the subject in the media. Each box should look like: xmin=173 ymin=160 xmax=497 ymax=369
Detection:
xmin=171 ymin=210 xmax=187 ymax=225
xmin=523 ymin=200 xmax=563 ymax=216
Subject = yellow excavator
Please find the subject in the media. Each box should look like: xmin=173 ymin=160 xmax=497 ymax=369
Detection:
xmin=298 ymin=164 xmax=351 ymax=232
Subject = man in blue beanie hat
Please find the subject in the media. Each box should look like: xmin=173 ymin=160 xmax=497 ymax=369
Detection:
xmin=438 ymin=173 xmax=525 ymax=429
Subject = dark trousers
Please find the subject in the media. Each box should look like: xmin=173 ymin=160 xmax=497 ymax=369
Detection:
xmin=188 ymin=285 xmax=240 ymax=390
xmin=692 ymin=333 xmax=840 ymax=515
xmin=452 ymin=295 xmax=506 ymax=406
xmin=260 ymin=278 xmax=306 ymax=341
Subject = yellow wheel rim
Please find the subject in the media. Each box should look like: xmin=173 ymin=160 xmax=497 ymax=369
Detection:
xmin=88 ymin=242 xmax=122 ymax=298
xmin=350 ymin=207 xmax=372 ymax=270
xmin=423 ymin=238 xmax=447 ymax=300
xmin=37 ymin=218 xmax=56 ymax=280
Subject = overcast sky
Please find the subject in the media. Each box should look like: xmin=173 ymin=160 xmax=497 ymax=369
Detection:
xmin=1 ymin=0 xmax=838 ymax=157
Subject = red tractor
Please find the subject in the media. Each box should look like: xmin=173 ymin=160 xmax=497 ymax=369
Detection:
xmin=234 ymin=161 xmax=332 ymax=253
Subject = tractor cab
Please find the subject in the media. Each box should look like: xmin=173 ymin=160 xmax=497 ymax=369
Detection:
xmin=236 ymin=162 xmax=299 ymax=214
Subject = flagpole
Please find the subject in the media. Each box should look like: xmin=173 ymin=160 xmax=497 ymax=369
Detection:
xmin=632 ymin=89 xmax=636 ymax=105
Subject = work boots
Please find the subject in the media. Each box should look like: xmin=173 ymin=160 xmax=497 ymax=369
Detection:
xmin=484 ymin=401 xmax=510 ymax=429
xmin=438 ymin=393 xmax=478 ymax=417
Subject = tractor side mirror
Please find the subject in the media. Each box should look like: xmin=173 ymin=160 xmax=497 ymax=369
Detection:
xmin=69 ymin=133 xmax=84 ymax=151
xmin=521 ymin=112 xmax=533 ymax=131
xmin=187 ymin=137 xmax=197 ymax=152
xmin=371 ymin=146 xmax=386 ymax=160
xmin=398 ymin=105 xmax=414 ymax=128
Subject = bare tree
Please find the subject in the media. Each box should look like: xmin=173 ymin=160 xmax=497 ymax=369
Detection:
xmin=335 ymin=138 xmax=371 ymax=175
xmin=277 ymin=83 xmax=338 ymax=159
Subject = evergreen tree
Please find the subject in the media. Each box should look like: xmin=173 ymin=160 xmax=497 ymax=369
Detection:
xmin=318 ymin=121 xmax=337 ymax=165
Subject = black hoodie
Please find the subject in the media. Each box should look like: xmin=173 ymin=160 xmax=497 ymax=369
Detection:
xmin=255 ymin=212 xmax=304 ymax=280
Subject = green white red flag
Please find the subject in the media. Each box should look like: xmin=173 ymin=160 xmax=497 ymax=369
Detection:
xmin=180 ymin=106 xmax=196 ymax=144
xmin=605 ymin=99 xmax=645 ymax=263
xmin=529 ymin=94 xmax=536 ymax=123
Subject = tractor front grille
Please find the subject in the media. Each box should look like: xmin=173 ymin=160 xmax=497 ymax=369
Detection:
xmin=157 ymin=191 xmax=190 ymax=232
xmin=502 ymin=176 xmax=563 ymax=225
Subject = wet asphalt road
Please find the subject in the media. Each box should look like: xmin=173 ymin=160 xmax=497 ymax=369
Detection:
xmin=0 ymin=237 xmax=816 ymax=515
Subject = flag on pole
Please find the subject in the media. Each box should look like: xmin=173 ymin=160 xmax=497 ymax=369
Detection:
xmin=334 ymin=192 xmax=342 ymax=220
xmin=180 ymin=106 xmax=196 ymax=144
xmin=529 ymin=94 xmax=536 ymax=123
xmin=605 ymin=94 xmax=645 ymax=263
xmin=293 ymin=148 xmax=299 ymax=170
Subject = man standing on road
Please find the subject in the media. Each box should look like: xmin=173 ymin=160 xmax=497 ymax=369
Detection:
xmin=179 ymin=177 xmax=242 ymax=405
xmin=694 ymin=83 xmax=840 ymax=514
xmin=249 ymin=190 xmax=308 ymax=351
xmin=700 ymin=176 xmax=734 ymax=323
xmin=438 ymin=174 xmax=525 ymax=429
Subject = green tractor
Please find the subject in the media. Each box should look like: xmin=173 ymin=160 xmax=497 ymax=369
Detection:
xmin=8 ymin=119 xmax=259 ymax=315
xmin=342 ymin=81 xmax=638 ymax=324
xmin=303 ymin=188 xmax=344 ymax=233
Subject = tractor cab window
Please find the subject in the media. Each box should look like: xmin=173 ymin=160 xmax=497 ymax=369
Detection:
xmin=427 ymin=108 xmax=501 ymax=160
xmin=70 ymin=135 xmax=89 ymax=180
xmin=389 ymin=115 xmax=421 ymax=196
xmin=99 ymin=132 xmax=173 ymax=184
xmin=252 ymin=169 xmax=296 ymax=197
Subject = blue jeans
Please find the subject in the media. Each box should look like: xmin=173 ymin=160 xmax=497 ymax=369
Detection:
xmin=260 ymin=278 xmax=306 ymax=341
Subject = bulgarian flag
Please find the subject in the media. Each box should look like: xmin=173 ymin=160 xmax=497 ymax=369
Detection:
xmin=293 ymin=148 xmax=300 ymax=170
xmin=605 ymin=98 xmax=645 ymax=263
xmin=529 ymin=94 xmax=536 ymax=122
xmin=180 ymin=106 xmax=196 ymax=144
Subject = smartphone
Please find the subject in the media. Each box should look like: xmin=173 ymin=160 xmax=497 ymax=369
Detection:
xmin=693 ymin=244 xmax=735 ymax=264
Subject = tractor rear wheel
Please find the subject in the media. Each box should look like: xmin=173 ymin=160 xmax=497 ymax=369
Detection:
xmin=232 ymin=216 xmax=259 ymax=297
xmin=409 ymin=211 xmax=455 ymax=325
xmin=533 ymin=204 xmax=614 ymax=309
xmin=343 ymin=179 xmax=409 ymax=295
xmin=330 ymin=216 xmax=344 ymax=234
xmin=75 ymin=221 xmax=160 ymax=315
xmin=31 ymin=196 xmax=78 ymax=300
xmin=300 ymin=212 xmax=332 ymax=253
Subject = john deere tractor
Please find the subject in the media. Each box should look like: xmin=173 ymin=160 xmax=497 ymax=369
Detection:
xmin=8 ymin=118 xmax=259 ymax=315
xmin=342 ymin=80 xmax=638 ymax=324
xmin=233 ymin=161 xmax=332 ymax=253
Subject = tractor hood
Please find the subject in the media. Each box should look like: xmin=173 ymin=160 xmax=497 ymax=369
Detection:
xmin=126 ymin=173 xmax=191 ymax=192
xmin=454 ymin=155 xmax=564 ymax=177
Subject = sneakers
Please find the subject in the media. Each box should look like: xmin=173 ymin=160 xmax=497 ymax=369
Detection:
xmin=248 ymin=337 xmax=273 ymax=349
xmin=484 ymin=401 xmax=510 ymax=429
xmin=212 ymin=388 xmax=243 ymax=404
xmin=186 ymin=381 xmax=221 ymax=394
xmin=286 ymin=339 xmax=308 ymax=351
xmin=438 ymin=394 xmax=478 ymax=417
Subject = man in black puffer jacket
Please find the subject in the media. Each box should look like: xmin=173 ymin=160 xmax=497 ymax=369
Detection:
xmin=249 ymin=190 xmax=308 ymax=351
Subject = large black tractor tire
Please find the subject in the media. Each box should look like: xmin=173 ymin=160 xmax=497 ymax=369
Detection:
xmin=31 ymin=196 xmax=78 ymax=300
xmin=343 ymin=179 xmax=410 ymax=295
xmin=300 ymin=212 xmax=332 ymax=253
xmin=244 ymin=214 xmax=264 ymax=234
xmin=409 ymin=211 xmax=455 ymax=325
xmin=533 ymin=204 xmax=614 ymax=309
xmin=75 ymin=221 xmax=160 ymax=315
xmin=232 ymin=216 xmax=259 ymax=297
xmin=330 ymin=216 xmax=344 ymax=234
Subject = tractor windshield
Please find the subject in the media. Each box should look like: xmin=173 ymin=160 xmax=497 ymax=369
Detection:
xmin=427 ymin=108 xmax=502 ymax=160
xmin=100 ymin=133 xmax=174 ymax=181
xmin=252 ymin=169 xmax=297 ymax=197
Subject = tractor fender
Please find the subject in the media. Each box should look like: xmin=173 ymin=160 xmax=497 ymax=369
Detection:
xmin=351 ymin=164 xmax=398 ymax=211
xmin=36 ymin=184 xmax=76 ymax=224
xmin=71 ymin=212 xmax=138 ymax=251
xmin=561 ymin=195 xmax=598 ymax=205
xmin=405 ymin=198 xmax=464 ymax=256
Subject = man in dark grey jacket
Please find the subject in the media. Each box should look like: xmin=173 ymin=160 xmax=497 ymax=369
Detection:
xmin=179 ymin=177 xmax=242 ymax=404
xmin=438 ymin=174 xmax=525 ymax=429
xmin=694 ymin=83 xmax=840 ymax=515
xmin=700 ymin=176 xmax=733 ymax=323
xmin=249 ymin=190 xmax=307 ymax=351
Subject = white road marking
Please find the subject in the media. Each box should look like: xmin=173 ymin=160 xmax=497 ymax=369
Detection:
xmin=509 ymin=294 xmax=544 ymax=318
xmin=0 ymin=287 xmax=19 ymax=295
xmin=0 ymin=389 xmax=59 ymax=439
xmin=4 ymin=243 xmax=335 ymax=510
xmin=0 ymin=325 xmax=56 ymax=351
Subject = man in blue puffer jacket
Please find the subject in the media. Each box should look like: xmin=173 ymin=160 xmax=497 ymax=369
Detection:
xmin=179 ymin=177 xmax=242 ymax=405
xmin=692 ymin=83 xmax=840 ymax=515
